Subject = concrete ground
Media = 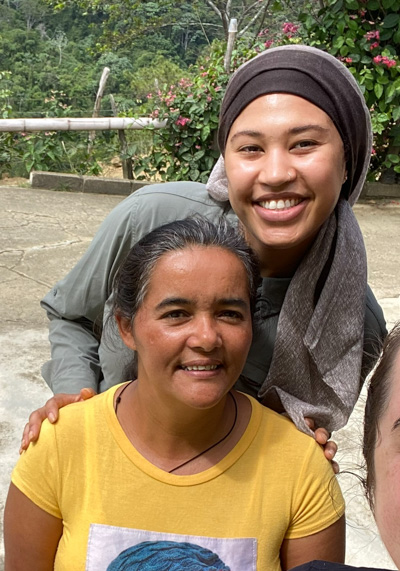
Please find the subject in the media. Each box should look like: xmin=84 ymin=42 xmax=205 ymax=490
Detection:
xmin=0 ymin=185 xmax=399 ymax=569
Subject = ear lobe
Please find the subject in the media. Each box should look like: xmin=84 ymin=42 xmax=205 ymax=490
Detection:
xmin=116 ymin=315 xmax=136 ymax=351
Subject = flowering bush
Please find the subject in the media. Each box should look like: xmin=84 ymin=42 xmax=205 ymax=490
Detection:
xmin=297 ymin=0 xmax=400 ymax=181
xmin=132 ymin=34 xmax=298 ymax=183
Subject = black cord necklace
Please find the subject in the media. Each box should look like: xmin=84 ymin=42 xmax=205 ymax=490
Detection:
xmin=168 ymin=391 xmax=238 ymax=474
xmin=114 ymin=382 xmax=238 ymax=475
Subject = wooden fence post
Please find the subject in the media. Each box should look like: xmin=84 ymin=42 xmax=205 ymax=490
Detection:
xmin=224 ymin=19 xmax=238 ymax=73
xmin=88 ymin=66 xmax=110 ymax=153
xmin=110 ymin=94 xmax=133 ymax=180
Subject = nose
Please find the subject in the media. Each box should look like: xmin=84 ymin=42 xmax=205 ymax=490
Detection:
xmin=187 ymin=316 xmax=222 ymax=352
xmin=258 ymin=148 xmax=295 ymax=188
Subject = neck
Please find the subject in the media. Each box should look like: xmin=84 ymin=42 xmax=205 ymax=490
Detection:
xmin=249 ymin=237 xmax=316 ymax=278
xmin=115 ymin=383 xmax=243 ymax=473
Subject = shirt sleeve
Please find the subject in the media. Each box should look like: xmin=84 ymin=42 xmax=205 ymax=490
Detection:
xmin=11 ymin=420 xmax=61 ymax=519
xmin=40 ymin=190 xmax=141 ymax=394
xmin=285 ymin=438 xmax=345 ymax=539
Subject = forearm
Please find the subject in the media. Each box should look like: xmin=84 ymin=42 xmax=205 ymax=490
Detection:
xmin=42 ymin=313 xmax=101 ymax=393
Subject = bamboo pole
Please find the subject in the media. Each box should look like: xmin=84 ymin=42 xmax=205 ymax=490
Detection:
xmin=110 ymin=94 xmax=133 ymax=180
xmin=0 ymin=117 xmax=167 ymax=132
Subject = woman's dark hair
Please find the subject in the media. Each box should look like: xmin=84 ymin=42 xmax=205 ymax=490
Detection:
xmin=363 ymin=321 xmax=400 ymax=510
xmin=111 ymin=216 xmax=260 ymax=377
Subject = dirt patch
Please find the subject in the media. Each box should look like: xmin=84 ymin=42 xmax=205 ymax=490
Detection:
xmin=0 ymin=176 xmax=29 ymax=187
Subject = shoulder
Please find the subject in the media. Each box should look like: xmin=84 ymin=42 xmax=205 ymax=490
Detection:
xmin=122 ymin=181 xmax=230 ymax=215
xmin=365 ymin=284 xmax=387 ymax=340
xmin=109 ymin=181 xmax=235 ymax=246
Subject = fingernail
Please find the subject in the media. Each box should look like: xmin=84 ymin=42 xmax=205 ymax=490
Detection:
xmin=28 ymin=431 xmax=34 ymax=441
xmin=49 ymin=413 xmax=56 ymax=423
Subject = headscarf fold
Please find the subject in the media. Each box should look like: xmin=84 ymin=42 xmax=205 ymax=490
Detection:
xmin=207 ymin=45 xmax=372 ymax=433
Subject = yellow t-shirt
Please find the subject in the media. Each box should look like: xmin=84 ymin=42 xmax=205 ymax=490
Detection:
xmin=12 ymin=386 xmax=344 ymax=570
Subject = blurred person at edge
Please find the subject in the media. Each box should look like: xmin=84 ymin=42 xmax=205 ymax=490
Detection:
xmin=291 ymin=321 xmax=400 ymax=571
xmin=21 ymin=45 xmax=386 ymax=458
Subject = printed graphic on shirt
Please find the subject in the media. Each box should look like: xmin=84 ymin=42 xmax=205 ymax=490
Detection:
xmin=86 ymin=524 xmax=257 ymax=570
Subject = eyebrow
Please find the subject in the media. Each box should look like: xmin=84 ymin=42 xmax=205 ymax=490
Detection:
xmin=229 ymin=124 xmax=330 ymax=143
xmin=155 ymin=297 xmax=249 ymax=311
xmin=391 ymin=417 xmax=400 ymax=432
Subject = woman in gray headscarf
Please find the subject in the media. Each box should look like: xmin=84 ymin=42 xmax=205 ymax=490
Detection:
xmin=206 ymin=44 xmax=386 ymax=435
xmin=23 ymin=45 xmax=386 ymax=452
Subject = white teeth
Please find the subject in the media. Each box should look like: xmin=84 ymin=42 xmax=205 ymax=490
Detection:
xmin=260 ymin=198 xmax=300 ymax=210
xmin=183 ymin=365 xmax=218 ymax=371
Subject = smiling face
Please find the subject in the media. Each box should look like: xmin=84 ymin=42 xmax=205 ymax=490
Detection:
xmin=224 ymin=93 xmax=347 ymax=275
xmin=373 ymin=349 xmax=400 ymax=567
xmin=117 ymin=245 xmax=253 ymax=412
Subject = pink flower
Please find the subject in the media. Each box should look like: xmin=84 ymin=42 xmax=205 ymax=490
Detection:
xmin=175 ymin=116 xmax=190 ymax=127
xmin=264 ymin=40 xmax=273 ymax=49
xmin=147 ymin=93 xmax=152 ymax=99
xmin=195 ymin=145 xmax=201 ymax=149
xmin=349 ymin=14 xmax=357 ymax=19
xmin=359 ymin=9 xmax=366 ymax=16
xmin=371 ymin=148 xmax=376 ymax=155
xmin=282 ymin=22 xmax=300 ymax=37
xmin=365 ymin=30 xmax=380 ymax=41
xmin=370 ymin=42 xmax=379 ymax=50
xmin=374 ymin=55 xmax=397 ymax=67
xmin=345 ymin=57 xmax=353 ymax=63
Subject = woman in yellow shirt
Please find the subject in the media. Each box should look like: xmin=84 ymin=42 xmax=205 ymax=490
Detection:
xmin=5 ymin=217 xmax=344 ymax=570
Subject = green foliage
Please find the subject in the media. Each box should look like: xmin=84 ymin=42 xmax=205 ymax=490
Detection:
xmin=130 ymin=30 xmax=303 ymax=182
xmin=297 ymin=0 xmax=400 ymax=178
xmin=0 ymin=86 xmax=107 ymax=177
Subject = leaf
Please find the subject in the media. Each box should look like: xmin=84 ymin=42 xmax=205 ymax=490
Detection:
xmin=374 ymin=83 xmax=384 ymax=99
xmin=383 ymin=0 xmax=396 ymax=7
xmin=387 ymin=154 xmax=400 ymax=164
xmin=345 ymin=0 xmax=358 ymax=8
xmin=332 ymin=0 xmax=344 ymax=12
xmin=393 ymin=107 xmax=400 ymax=122
xmin=367 ymin=0 xmax=380 ymax=8
xmin=382 ymin=13 xmax=400 ymax=28
xmin=333 ymin=36 xmax=345 ymax=49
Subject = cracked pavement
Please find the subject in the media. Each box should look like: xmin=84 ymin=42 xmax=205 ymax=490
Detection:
xmin=0 ymin=186 xmax=399 ymax=568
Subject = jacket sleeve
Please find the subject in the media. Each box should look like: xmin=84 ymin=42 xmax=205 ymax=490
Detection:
xmin=361 ymin=284 xmax=387 ymax=386
xmin=40 ymin=181 xmax=216 ymax=394
xmin=40 ymin=192 xmax=139 ymax=394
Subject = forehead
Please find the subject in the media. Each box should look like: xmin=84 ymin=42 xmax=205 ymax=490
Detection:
xmin=234 ymin=93 xmax=334 ymax=126
xmin=378 ymin=349 xmax=400 ymax=433
xmin=145 ymin=246 xmax=249 ymax=300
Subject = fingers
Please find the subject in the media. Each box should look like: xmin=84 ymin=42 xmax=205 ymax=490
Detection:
xmin=20 ymin=406 xmax=48 ymax=454
xmin=78 ymin=388 xmax=97 ymax=401
xmin=314 ymin=427 xmax=330 ymax=446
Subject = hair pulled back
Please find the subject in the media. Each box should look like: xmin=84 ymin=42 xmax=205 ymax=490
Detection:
xmin=363 ymin=321 xmax=400 ymax=509
xmin=112 ymin=215 xmax=260 ymax=331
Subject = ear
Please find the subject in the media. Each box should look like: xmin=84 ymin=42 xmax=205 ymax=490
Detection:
xmin=115 ymin=315 xmax=137 ymax=351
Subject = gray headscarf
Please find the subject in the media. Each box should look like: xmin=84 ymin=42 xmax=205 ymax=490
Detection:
xmin=207 ymin=45 xmax=372 ymax=433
